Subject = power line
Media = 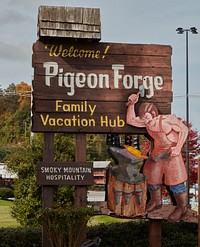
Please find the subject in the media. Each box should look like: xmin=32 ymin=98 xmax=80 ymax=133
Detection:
xmin=174 ymin=94 xmax=200 ymax=98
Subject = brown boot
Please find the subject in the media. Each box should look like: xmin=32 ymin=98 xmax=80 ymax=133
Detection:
xmin=146 ymin=188 xmax=162 ymax=213
xmin=168 ymin=192 xmax=188 ymax=222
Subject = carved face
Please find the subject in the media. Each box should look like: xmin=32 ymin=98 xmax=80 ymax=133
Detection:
xmin=142 ymin=112 xmax=156 ymax=126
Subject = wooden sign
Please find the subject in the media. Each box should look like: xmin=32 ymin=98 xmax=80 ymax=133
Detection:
xmin=32 ymin=40 xmax=172 ymax=133
xmin=38 ymin=6 xmax=101 ymax=40
xmin=36 ymin=161 xmax=93 ymax=185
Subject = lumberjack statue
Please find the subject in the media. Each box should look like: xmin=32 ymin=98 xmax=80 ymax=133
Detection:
xmin=126 ymin=92 xmax=188 ymax=222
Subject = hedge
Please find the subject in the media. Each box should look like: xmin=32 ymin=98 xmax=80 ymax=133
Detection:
xmin=0 ymin=221 xmax=197 ymax=246
xmin=87 ymin=220 xmax=198 ymax=247
xmin=0 ymin=187 xmax=14 ymax=200
xmin=0 ymin=227 xmax=41 ymax=247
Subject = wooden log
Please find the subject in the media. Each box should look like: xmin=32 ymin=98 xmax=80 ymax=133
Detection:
xmin=33 ymin=99 xmax=172 ymax=113
xmin=33 ymin=40 xmax=172 ymax=56
xmin=38 ymin=6 xmax=101 ymax=40
xmin=42 ymin=133 xmax=54 ymax=247
xmin=107 ymin=171 xmax=147 ymax=217
xmin=149 ymin=219 xmax=162 ymax=247
xmin=75 ymin=133 xmax=87 ymax=245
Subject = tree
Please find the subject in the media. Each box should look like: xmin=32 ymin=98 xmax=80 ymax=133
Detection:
xmin=7 ymin=133 xmax=76 ymax=226
xmin=15 ymin=82 xmax=31 ymax=109
xmin=87 ymin=134 xmax=110 ymax=161
xmin=0 ymin=82 xmax=31 ymax=145
xmin=181 ymin=121 xmax=200 ymax=185
xmin=0 ymin=84 xmax=19 ymax=115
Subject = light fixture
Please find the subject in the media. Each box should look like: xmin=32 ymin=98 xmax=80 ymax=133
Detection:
xmin=176 ymin=27 xmax=184 ymax=34
xmin=190 ymin=27 xmax=198 ymax=34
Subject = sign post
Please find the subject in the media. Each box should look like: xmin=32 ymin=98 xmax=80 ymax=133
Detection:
xmin=42 ymin=133 xmax=54 ymax=247
xmin=32 ymin=5 xmax=179 ymax=247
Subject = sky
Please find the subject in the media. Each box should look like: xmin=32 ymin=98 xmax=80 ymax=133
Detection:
xmin=0 ymin=0 xmax=200 ymax=132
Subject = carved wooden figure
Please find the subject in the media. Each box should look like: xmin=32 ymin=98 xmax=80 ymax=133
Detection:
xmin=126 ymin=92 xmax=188 ymax=222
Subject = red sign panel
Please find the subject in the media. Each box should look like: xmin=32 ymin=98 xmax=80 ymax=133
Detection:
xmin=32 ymin=41 xmax=172 ymax=133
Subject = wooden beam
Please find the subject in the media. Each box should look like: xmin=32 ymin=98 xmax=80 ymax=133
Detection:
xmin=149 ymin=219 xmax=162 ymax=247
xmin=38 ymin=6 xmax=101 ymax=40
xmin=75 ymin=133 xmax=87 ymax=207
xmin=42 ymin=133 xmax=54 ymax=247
xmin=75 ymin=133 xmax=87 ymax=245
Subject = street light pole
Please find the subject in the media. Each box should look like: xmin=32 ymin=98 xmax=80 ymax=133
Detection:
xmin=176 ymin=27 xmax=198 ymax=207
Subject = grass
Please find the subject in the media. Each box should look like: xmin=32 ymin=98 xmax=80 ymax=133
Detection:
xmin=0 ymin=200 xmax=126 ymax=228
xmin=0 ymin=200 xmax=131 ymax=228
xmin=0 ymin=200 xmax=20 ymax=227
xmin=88 ymin=215 xmax=132 ymax=226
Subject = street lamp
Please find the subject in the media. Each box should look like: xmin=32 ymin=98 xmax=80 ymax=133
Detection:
xmin=176 ymin=27 xmax=198 ymax=207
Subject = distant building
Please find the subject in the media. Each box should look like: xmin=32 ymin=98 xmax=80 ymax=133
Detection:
xmin=0 ymin=163 xmax=17 ymax=179
xmin=87 ymin=161 xmax=110 ymax=202
xmin=0 ymin=163 xmax=17 ymax=187
xmin=93 ymin=161 xmax=110 ymax=185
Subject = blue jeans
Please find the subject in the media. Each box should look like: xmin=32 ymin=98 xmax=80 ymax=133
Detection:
xmin=148 ymin=183 xmax=186 ymax=194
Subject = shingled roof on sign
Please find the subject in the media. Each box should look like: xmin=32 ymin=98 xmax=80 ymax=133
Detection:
xmin=38 ymin=5 xmax=101 ymax=40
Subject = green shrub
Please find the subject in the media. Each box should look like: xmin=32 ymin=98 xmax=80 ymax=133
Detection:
xmin=87 ymin=220 xmax=149 ymax=247
xmin=162 ymin=222 xmax=198 ymax=247
xmin=42 ymin=206 xmax=95 ymax=247
xmin=87 ymin=220 xmax=198 ymax=247
xmin=0 ymin=227 xmax=41 ymax=247
xmin=0 ymin=187 xmax=14 ymax=199
xmin=0 ymin=220 xmax=197 ymax=247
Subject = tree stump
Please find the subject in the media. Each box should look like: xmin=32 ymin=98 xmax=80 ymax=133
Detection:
xmin=107 ymin=170 xmax=147 ymax=217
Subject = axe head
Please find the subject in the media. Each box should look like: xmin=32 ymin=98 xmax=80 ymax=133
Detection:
xmin=139 ymin=85 xmax=145 ymax=97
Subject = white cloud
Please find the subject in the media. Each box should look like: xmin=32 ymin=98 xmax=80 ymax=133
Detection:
xmin=0 ymin=42 xmax=30 ymax=61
